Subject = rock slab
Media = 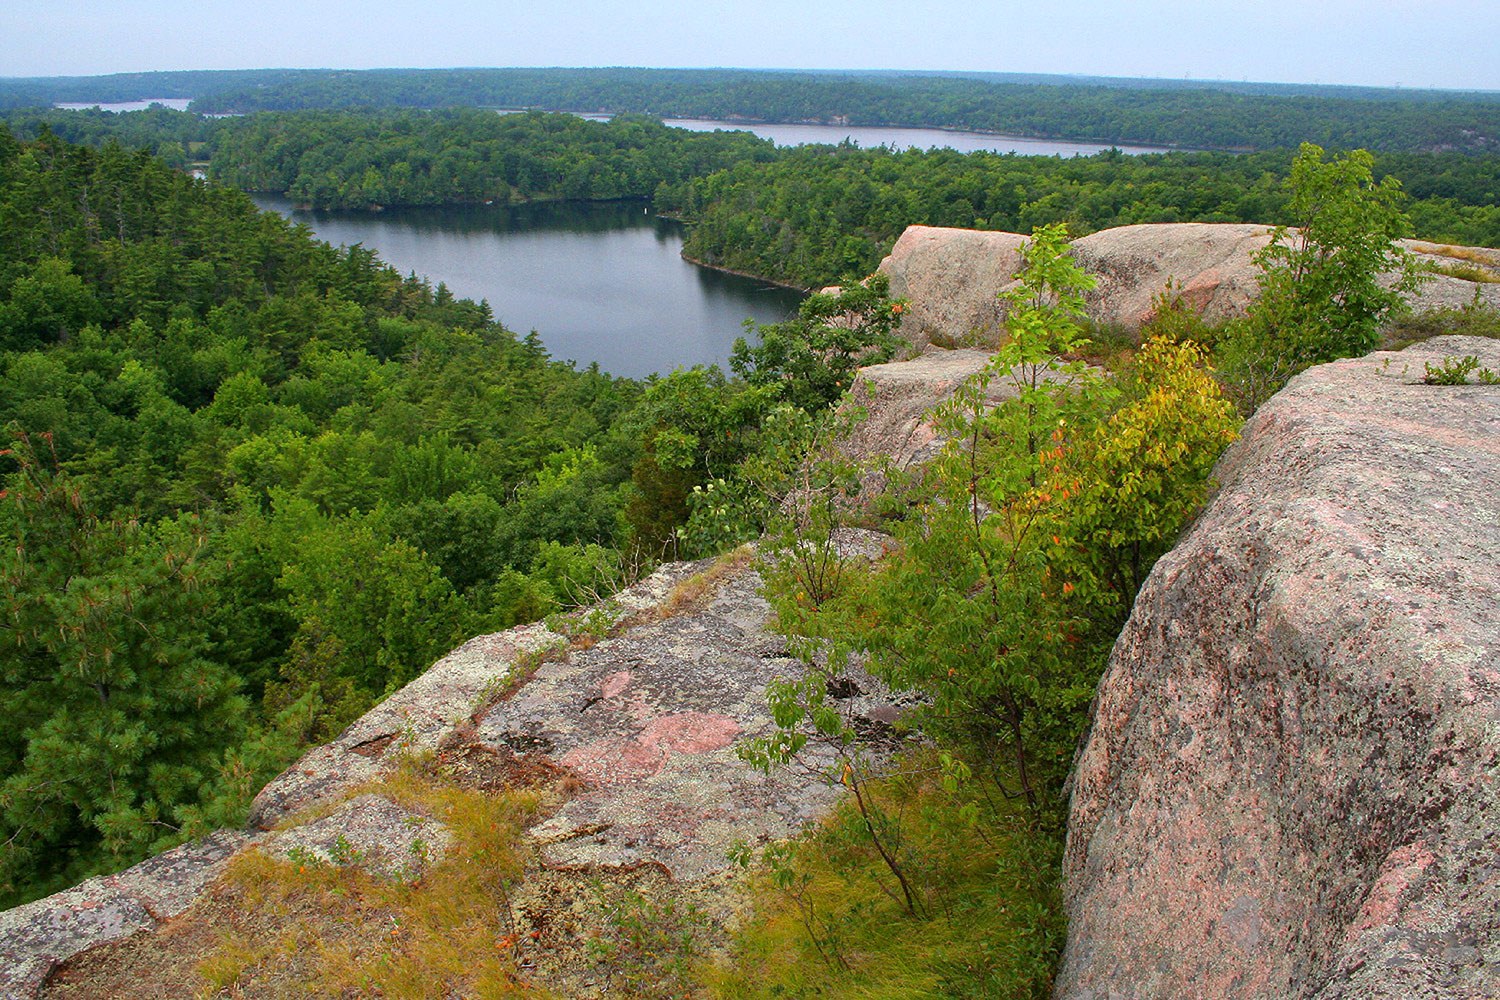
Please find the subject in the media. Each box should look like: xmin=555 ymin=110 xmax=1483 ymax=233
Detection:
xmin=877 ymin=225 xmax=1028 ymax=349
xmin=0 ymin=831 xmax=251 ymax=999
xmin=1057 ymin=335 xmax=1500 ymax=1000
xmin=879 ymin=222 xmax=1500 ymax=351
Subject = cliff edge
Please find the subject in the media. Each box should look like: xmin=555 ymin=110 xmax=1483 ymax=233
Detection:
xmin=1057 ymin=335 xmax=1500 ymax=999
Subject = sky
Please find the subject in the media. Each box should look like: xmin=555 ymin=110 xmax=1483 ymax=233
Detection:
xmin=3 ymin=0 xmax=1497 ymax=92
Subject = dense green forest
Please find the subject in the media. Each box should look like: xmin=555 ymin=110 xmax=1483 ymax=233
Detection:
xmin=7 ymin=106 xmax=1499 ymax=291
xmin=4 ymin=66 xmax=1498 ymax=153
xmin=209 ymin=109 xmax=777 ymax=209
xmin=1 ymin=107 xmax=777 ymax=209
xmin=669 ymin=144 xmax=1500 ymax=286
xmin=178 ymin=68 xmax=1500 ymax=153
xmin=0 ymin=122 xmax=924 ymax=908
xmin=0 ymin=126 xmax=683 ymax=906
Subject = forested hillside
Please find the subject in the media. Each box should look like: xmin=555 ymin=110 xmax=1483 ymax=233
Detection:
xmin=668 ymin=144 xmax=1500 ymax=286
xmin=7 ymin=107 xmax=1499 ymax=291
xmin=7 ymin=66 xmax=1496 ymax=153
xmin=0 ymin=127 xmax=663 ymax=906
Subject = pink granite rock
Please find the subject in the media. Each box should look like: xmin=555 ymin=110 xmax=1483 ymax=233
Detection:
xmin=1057 ymin=335 xmax=1500 ymax=1000
xmin=877 ymin=223 xmax=1500 ymax=351
xmin=1067 ymin=222 xmax=1272 ymax=328
xmin=876 ymin=225 xmax=1028 ymax=349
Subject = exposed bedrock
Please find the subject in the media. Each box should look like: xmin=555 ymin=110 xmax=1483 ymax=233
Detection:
xmin=1056 ymin=335 xmax=1500 ymax=1000
xmin=877 ymin=223 xmax=1500 ymax=349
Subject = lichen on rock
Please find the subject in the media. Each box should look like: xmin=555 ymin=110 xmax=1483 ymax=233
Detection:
xmin=1057 ymin=335 xmax=1500 ymax=1000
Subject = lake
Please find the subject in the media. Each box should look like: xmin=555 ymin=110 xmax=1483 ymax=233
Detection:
xmin=652 ymin=118 xmax=1172 ymax=156
xmin=251 ymin=196 xmax=804 ymax=379
xmin=54 ymin=98 xmax=193 ymax=113
xmin=240 ymin=114 xmax=1170 ymax=377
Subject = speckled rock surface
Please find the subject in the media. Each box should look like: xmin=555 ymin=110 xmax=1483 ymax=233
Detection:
xmin=1068 ymin=222 xmax=1273 ymax=329
xmin=260 ymin=794 xmax=452 ymax=880
xmin=876 ymin=224 xmax=1028 ymax=349
xmin=245 ymin=622 xmax=566 ymax=831
xmin=0 ymin=831 xmax=252 ymax=999
xmin=247 ymin=563 xmax=715 ymax=831
xmin=482 ymin=552 xmax=901 ymax=883
xmin=1057 ymin=335 xmax=1500 ymax=1000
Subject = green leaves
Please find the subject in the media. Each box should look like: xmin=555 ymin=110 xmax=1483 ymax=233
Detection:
xmin=1219 ymin=143 xmax=1426 ymax=411
xmin=732 ymin=273 xmax=906 ymax=414
xmin=751 ymin=225 xmax=1240 ymax=820
xmin=0 ymin=432 xmax=246 ymax=904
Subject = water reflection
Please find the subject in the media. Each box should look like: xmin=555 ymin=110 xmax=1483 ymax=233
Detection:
xmin=252 ymin=195 xmax=803 ymax=379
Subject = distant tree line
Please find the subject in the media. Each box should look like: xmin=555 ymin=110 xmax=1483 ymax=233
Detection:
xmin=6 ymin=106 xmax=1497 ymax=291
xmin=665 ymin=144 xmax=1500 ymax=287
xmin=3 ymin=67 xmax=1499 ymax=153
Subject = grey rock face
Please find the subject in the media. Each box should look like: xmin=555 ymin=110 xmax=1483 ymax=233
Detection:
xmin=484 ymin=557 xmax=899 ymax=883
xmin=246 ymin=621 xmax=567 ymax=830
xmin=0 ymin=831 xmax=251 ymax=999
xmin=261 ymin=794 xmax=452 ymax=881
xmin=1057 ymin=336 xmax=1500 ymax=1000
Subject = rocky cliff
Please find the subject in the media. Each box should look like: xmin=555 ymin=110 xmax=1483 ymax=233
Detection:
xmin=878 ymin=223 xmax=1500 ymax=348
xmin=5 ymin=267 xmax=1497 ymax=996
xmin=1057 ymin=335 xmax=1500 ymax=999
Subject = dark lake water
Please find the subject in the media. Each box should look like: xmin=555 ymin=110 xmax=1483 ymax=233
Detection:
xmin=251 ymin=196 xmax=803 ymax=378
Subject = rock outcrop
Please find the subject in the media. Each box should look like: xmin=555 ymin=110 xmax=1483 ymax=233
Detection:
xmin=5 ymin=545 xmax=903 ymax=998
xmin=878 ymin=223 xmax=1500 ymax=349
xmin=1057 ymin=335 xmax=1500 ymax=1000
xmin=876 ymin=225 xmax=1029 ymax=349
xmin=1068 ymin=222 xmax=1272 ymax=328
xmin=0 ymin=831 xmax=252 ymax=998
xmin=839 ymin=346 xmax=1095 ymax=496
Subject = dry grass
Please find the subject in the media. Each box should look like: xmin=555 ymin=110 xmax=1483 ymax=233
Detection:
xmin=1413 ymin=242 xmax=1500 ymax=267
xmin=1424 ymin=261 xmax=1500 ymax=284
xmin=45 ymin=766 xmax=563 ymax=1000
xmin=702 ymin=751 xmax=1065 ymax=1000
xmin=659 ymin=545 xmax=755 ymax=619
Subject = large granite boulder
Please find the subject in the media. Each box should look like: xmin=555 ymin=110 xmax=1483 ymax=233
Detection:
xmin=876 ymin=225 xmax=1028 ymax=349
xmin=1057 ymin=335 xmax=1500 ymax=999
xmin=1068 ymin=222 xmax=1272 ymax=329
xmin=878 ymin=223 xmax=1500 ymax=350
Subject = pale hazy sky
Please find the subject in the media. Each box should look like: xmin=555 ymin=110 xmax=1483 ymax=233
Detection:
xmin=3 ymin=0 xmax=1496 ymax=92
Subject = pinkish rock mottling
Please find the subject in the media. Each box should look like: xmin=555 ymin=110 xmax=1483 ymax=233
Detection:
xmin=1057 ymin=336 xmax=1500 ymax=1000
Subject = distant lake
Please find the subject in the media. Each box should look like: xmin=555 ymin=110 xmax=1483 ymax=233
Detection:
xmin=52 ymin=99 xmax=1169 ymax=156
xmin=592 ymin=115 xmax=1173 ymax=156
xmin=54 ymin=98 xmax=193 ymax=112
xmin=251 ymin=196 xmax=803 ymax=379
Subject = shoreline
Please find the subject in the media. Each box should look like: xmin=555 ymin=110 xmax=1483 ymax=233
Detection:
xmin=677 ymin=252 xmax=810 ymax=293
